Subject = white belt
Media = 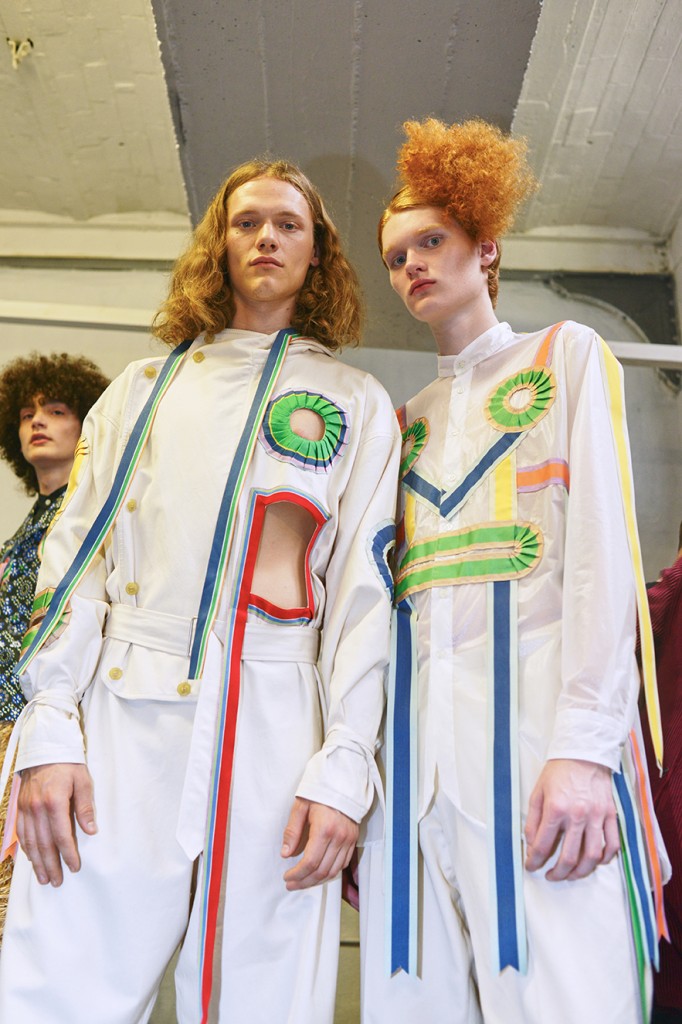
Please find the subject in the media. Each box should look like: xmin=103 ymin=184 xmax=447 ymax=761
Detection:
xmin=104 ymin=603 xmax=319 ymax=663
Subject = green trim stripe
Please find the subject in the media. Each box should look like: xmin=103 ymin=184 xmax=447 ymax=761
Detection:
xmin=395 ymin=522 xmax=542 ymax=602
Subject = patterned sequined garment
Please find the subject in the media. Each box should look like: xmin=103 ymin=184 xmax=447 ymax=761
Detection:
xmin=0 ymin=488 xmax=65 ymax=722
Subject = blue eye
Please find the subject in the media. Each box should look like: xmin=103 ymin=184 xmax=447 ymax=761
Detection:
xmin=391 ymin=254 xmax=406 ymax=268
xmin=424 ymin=235 xmax=441 ymax=249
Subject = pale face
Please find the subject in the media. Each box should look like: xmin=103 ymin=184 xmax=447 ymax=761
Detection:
xmin=381 ymin=206 xmax=497 ymax=346
xmin=19 ymin=397 xmax=81 ymax=480
xmin=226 ymin=177 xmax=319 ymax=328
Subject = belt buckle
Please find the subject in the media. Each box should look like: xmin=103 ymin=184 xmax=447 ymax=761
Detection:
xmin=187 ymin=616 xmax=198 ymax=659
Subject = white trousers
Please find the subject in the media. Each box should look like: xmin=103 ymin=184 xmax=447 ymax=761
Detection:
xmin=0 ymin=631 xmax=340 ymax=1024
xmin=359 ymin=785 xmax=647 ymax=1024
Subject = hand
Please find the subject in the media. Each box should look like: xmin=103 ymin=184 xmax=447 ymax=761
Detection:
xmin=524 ymin=758 xmax=619 ymax=881
xmin=17 ymin=763 xmax=97 ymax=887
xmin=281 ymin=797 xmax=358 ymax=891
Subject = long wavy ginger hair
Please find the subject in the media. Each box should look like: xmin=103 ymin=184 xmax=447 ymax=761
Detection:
xmin=153 ymin=160 xmax=362 ymax=350
xmin=378 ymin=119 xmax=538 ymax=307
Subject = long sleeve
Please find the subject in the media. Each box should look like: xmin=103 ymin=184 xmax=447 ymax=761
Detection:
xmin=15 ymin=386 xmax=125 ymax=772
xmin=548 ymin=327 xmax=641 ymax=770
xmin=296 ymin=400 xmax=401 ymax=822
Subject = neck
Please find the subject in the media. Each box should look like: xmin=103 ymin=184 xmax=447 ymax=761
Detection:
xmin=230 ymin=296 xmax=296 ymax=336
xmin=35 ymin=464 xmax=70 ymax=497
xmin=431 ymin=304 xmax=500 ymax=357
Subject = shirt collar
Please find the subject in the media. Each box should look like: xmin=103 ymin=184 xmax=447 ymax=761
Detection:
xmin=437 ymin=322 xmax=514 ymax=377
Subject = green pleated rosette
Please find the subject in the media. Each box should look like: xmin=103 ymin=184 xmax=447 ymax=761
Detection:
xmin=259 ymin=389 xmax=349 ymax=472
xmin=485 ymin=367 xmax=556 ymax=433
xmin=400 ymin=417 xmax=430 ymax=478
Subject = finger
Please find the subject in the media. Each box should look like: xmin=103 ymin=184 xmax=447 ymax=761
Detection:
xmin=564 ymin=819 xmax=608 ymax=881
xmin=31 ymin=804 xmax=66 ymax=887
xmin=525 ymin=816 xmax=562 ymax=872
xmin=72 ymin=772 xmax=97 ymax=839
xmin=540 ymin=823 xmax=577 ymax=880
xmin=43 ymin=788 xmax=81 ymax=878
xmin=602 ymin=812 xmax=621 ymax=864
xmin=17 ymin=810 xmax=50 ymax=886
xmin=342 ymin=839 xmax=357 ymax=872
xmin=281 ymin=799 xmax=310 ymax=858
xmin=523 ymin=789 xmax=543 ymax=848
xmin=322 ymin=844 xmax=353 ymax=885
xmin=283 ymin=828 xmax=332 ymax=886
xmin=286 ymin=837 xmax=350 ymax=891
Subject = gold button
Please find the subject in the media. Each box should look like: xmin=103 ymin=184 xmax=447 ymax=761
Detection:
xmin=192 ymin=351 xmax=205 ymax=363
xmin=125 ymin=581 xmax=139 ymax=596
xmin=177 ymin=681 xmax=192 ymax=697
xmin=126 ymin=499 xmax=137 ymax=512
xmin=144 ymin=366 xmax=157 ymax=379
xmin=109 ymin=667 xmax=123 ymax=680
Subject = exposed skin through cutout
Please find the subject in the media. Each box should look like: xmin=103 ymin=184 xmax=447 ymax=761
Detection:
xmin=289 ymin=407 xmax=325 ymax=441
xmin=251 ymin=499 xmax=320 ymax=610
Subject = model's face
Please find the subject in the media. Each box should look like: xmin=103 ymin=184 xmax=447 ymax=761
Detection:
xmin=381 ymin=206 xmax=494 ymax=329
xmin=18 ymin=396 xmax=81 ymax=472
xmin=226 ymin=177 xmax=319 ymax=322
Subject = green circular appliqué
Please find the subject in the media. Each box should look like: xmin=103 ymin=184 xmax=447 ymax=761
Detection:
xmin=400 ymin=417 xmax=430 ymax=477
xmin=485 ymin=367 xmax=556 ymax=433
xmin=259 ymin=390 xmax=349 ymax=472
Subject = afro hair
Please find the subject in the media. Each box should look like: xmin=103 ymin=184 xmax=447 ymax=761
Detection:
xmin=0 ymin=352 xmax=109 ymax=495
xmin=387 ymin=117 xmax=538 ymax=242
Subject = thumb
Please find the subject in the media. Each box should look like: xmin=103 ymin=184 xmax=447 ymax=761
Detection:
xmin=281 ymin=798 xmax=309 ymax=858
xmin=73 ymin=771 xmax=98 ymax=836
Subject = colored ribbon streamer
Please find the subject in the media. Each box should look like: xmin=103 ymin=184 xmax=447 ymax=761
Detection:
xmin=188 ymin=330 xmax=295 ymax=680
xmin=16 ymin=340 xmax=192 ymax=675
xmin=385 ymin=599 xmax=418 ymax=976
xmin=628 ymin=727 xmax=668 ymax=942
xmin=597 ymin=340 xmax=663 ymax=770
xmin=487 ymin=579 xmax=527 ymax=972
xmin=613 ymin=769 xmax=658 ymax=1023
xmin=193 ymin=334 xmax=295 ymax=1022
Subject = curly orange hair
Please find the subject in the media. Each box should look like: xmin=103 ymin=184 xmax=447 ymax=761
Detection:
xmin=153 ymin=160 xmax=363 ymax=350
xmin=379 ymin=119 xmax=538 ymax=306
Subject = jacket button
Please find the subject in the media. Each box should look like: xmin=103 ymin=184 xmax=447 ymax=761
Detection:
xmin=144 ymin=366 xmax=157 ymax=380
xmin=125 ymin=582 xmax=139 ymax=596
xmin=109 ymin=667 xmax=123 ymax=680
xmin=177 ymin=681 xmax=192 ymax=697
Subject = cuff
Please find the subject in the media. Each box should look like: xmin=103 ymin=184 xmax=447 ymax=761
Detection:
xmin=547 ymin=708 xmax=627 ymax=772
xmin=15 ymin=697 xmax=85 ymax=772
xmin=296 ymin=731 xmax=380 ymax=823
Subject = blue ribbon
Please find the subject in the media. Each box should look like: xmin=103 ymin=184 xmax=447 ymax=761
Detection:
xmin=386 ymin=598 xmax=418 ymax=975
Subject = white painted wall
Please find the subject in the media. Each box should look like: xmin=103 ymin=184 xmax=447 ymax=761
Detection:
xmin=1 ymin=267 xmax=680 ymax=580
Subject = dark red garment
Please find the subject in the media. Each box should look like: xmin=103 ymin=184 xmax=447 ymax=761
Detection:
xmin=642 ymin=555 xmax=682 ymax=1012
